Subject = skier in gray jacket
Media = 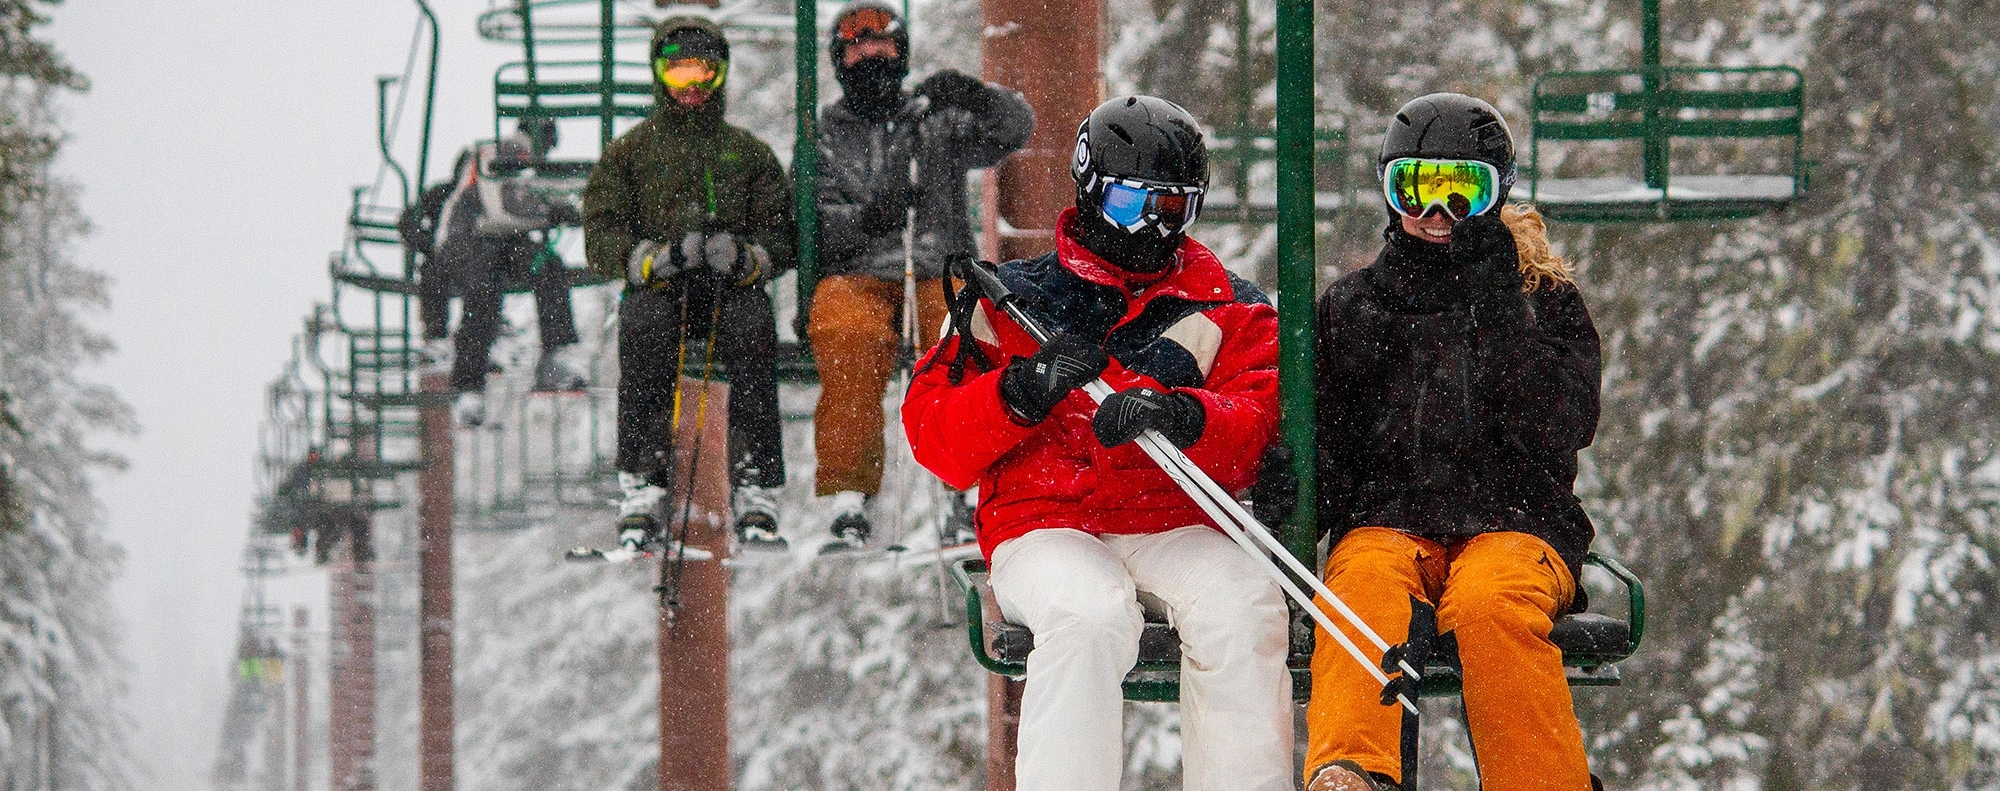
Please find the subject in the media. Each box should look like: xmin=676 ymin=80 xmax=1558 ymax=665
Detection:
xmin=429 ymin=118 xmax=587 ymax=427
xmin=807 ymin=1 xmax=1033 ymax=550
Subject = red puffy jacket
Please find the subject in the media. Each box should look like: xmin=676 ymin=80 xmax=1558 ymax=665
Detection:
xmin=902 ymin=209 xmax=1280 ymax=559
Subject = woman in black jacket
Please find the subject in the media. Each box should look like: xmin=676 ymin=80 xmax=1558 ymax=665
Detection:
xmin=1304 ymin=94 xmax=1602 ymax=791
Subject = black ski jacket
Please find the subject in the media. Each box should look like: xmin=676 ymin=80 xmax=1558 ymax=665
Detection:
xmin=811 ymin=80 xmax=1032 ymax=282
xmin=1313 ymin=228 xmax=1601 ymax=583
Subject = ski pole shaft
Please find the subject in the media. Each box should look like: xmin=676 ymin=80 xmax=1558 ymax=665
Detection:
xmin=1146 ymin=426 xmax=1419 ymax=671
xmin=1128 ymin=428 xmax=1417 ymax=713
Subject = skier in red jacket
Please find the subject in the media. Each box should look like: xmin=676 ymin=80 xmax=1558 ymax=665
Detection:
xmin=903 ymin=96 xmax=1293 ymax=791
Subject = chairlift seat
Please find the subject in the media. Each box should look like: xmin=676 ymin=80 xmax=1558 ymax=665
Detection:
xmin=1525 ymin=66 xmax=1806 ymax=223
xmin=954 ymin=551 xmax=1642 ymax=702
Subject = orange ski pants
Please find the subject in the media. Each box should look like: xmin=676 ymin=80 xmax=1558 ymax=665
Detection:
xmin=807 ymin=273 xmax=949 ymax=496
xmin=1305 ymin=527 xmax=1589 ymax=791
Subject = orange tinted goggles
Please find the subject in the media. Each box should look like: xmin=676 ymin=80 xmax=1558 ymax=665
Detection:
xmin=837 ymin=7 xmax=901 ymax=41
xmin=655 ymin=57 xmax=725 ymax=91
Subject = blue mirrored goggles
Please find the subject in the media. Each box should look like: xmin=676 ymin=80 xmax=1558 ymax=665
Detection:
xmin=1098 ymin=178 xmax=1204 ymax=235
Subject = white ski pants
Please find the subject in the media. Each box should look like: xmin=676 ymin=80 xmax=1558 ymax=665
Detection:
xmin=989 ymin=526 xmax=1296 ymax=791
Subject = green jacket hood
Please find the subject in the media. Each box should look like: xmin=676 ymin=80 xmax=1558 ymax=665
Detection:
xmin=651 ymin=15 xmax=728 ymax=127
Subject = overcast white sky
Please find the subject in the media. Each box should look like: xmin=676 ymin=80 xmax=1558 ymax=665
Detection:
xmin=50 ymin=3 xmax=523 ymax=787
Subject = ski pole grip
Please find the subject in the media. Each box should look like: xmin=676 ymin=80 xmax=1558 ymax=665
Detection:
xmin=956 ymin=257 xmax=1052 ymax=344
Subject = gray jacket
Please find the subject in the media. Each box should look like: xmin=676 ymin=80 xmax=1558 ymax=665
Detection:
xmin=813 ymin=82 xmax=1033 ymax=281
xmin=435 ymin=135 xmax=567 ymax=274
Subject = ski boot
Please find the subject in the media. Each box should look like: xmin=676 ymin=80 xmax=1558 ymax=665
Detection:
xmin=612 ymin=472 xmax=711 ymax=561
xmin=731 ymin=485 xmax=788 ymax=554
xmin=453 ymin=391 xmax=487 ymax=428
xmin=1305 ymin=761 xmax=1396 ymax=791
xmin=816 ymin=490 xmax=872 ymax=556
xmin=532 ymin=343 xmax=589 ymax=392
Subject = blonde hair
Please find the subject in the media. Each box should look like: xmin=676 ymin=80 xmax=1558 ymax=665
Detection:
xmin=1501 ymin=203 xmax=1574 ymax=292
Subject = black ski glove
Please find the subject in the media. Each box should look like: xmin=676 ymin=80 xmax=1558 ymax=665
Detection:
xmin=1451 ymin=213 xmax=1529 ymax=330
xmin=545 ymin=198 xmax=583 ymax=227
xmin=1092 ymin=387 xmax=1205 ymax=449
xmin=1249 ymin=442 xmax=1298 ymax=528
xmin=858 ymin=182 xmax=919 ymax=236
xmin=998 ymin=333 xmax=1108 ymax=425
xmin=916 ymin=69 xmax=992 ymax=113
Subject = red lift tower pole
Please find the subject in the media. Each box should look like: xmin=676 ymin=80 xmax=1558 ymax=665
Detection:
xmin=293 ymin=607 xmax=311 ymax=791
xmin=418 ymin=371 xmax=455 ymax=791
xmin=657 ymin=379 xmax=733 ymax=791
xmin=980 ymin=0 xmax=1102 ymax=786
xmin=329 ymin=482 xmax=377 ymax=791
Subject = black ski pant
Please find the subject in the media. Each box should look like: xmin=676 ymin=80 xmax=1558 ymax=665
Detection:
xmin=616 ymin=272 xmax=784 ymax=491
xmin=432 ymin=234 xmax=579 ymax=392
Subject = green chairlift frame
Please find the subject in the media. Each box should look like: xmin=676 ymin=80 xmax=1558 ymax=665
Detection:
xmin=1522 ymin=0 xmax=1807 ymax=222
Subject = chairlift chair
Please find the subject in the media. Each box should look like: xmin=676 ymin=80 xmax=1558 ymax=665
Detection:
xmin=1525 ymin=66 xmax=1806 ymax=222
xmin=1521 ymin=0 xmax=1808 ymax=223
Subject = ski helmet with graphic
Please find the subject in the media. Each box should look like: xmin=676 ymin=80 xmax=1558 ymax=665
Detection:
xmin=1070 ymin=95 xmax=1209 ymax=265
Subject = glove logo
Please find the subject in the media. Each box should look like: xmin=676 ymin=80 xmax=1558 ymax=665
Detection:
xmin=1051 ymin=358 xmax=1094 ymax=380
xmin=1112 ymin=396 xmax=1153 ymax=425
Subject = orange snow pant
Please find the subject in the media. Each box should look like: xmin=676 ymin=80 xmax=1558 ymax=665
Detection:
xmin=1304 ymin=527 xmax=1589 ymax=791
xmin=807 ymin=273 xmax=949 ymax=496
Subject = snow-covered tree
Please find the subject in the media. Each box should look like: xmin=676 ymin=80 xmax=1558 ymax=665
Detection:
xmin=0 ymin=1 xmax=135 ymax=789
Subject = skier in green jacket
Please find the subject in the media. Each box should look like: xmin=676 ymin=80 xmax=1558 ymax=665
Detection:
xmin=582 ymin=16 xmax=797 ymax=555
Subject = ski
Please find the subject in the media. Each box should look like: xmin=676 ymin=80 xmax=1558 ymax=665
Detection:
xmin=563 ymin=543 xmax=714 ymax=564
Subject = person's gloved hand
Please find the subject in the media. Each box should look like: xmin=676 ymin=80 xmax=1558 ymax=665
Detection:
xmin=916 ymin=69 xmax=991 ymax=113
xmin=686 ymin=230 xmax=740 ymax=276
xmin=626 ymin=239 xmax=680 ymax=287
xmin=1249 ymin=442 xmax=1298 ymax=528
xmin=998 ymin=333 xmax=1108 ymax=425
xmin=733 ymin=243 xmax=774 ymax=287
xmin=1450 ymin=212 xmax=1528 ymax=330
xmin=1092 ymin=387 xmax=1205 ymax=449
xmin=545 ymin=197 xmax=583 ymax=226
xmin=858 ymin=182 xmax=918 ymax=236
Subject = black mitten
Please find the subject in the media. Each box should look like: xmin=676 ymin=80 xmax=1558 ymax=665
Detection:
xmin=858 ymin=182 xmax=918 ymax=236
xmin=1092 ymin=388 xmax=1205 ymax=449
xmin=998 ymin=333 xmax=1108 ymax=424
xmin=1249 ymin=442 xmax=1298 ymax=528
xmin=915 ymin=69 xmax=991 ymax=113
xmin=1451 ymin=213 xmax=1528 ymax=330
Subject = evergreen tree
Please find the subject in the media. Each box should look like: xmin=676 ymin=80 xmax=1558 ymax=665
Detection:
xmin=0 ymin=1 xmax=135 ymax=789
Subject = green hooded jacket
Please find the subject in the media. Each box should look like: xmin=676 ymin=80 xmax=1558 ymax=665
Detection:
xmin=583 ymin=16 xmax=796 ymax=284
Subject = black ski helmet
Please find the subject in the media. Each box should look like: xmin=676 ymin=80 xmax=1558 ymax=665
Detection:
xmin=1070 ymin=96 xmax=1209 ymax=268
xmin=1379 ymin=93 xmax=1517 ymax=203
xmin=830 ymin=2 xmax=909 ymax=79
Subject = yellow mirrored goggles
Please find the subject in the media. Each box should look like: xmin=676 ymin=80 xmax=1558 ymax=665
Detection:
xmin=655 ymin=57 xmax=726 ymax=91
xmin=1382 ymin=157 xmax=1502 ymax=220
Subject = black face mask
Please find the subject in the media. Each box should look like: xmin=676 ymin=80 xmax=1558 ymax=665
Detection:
xmin=1076 ymin=207 xmax=1183 ymax=275
xmin=837 ymin=56 xmax=907 ymax=120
